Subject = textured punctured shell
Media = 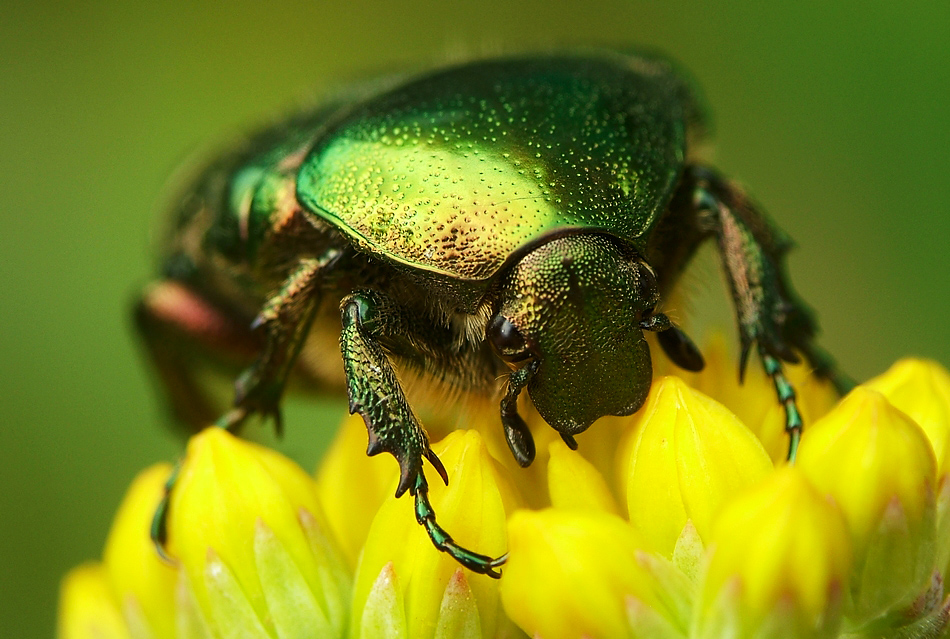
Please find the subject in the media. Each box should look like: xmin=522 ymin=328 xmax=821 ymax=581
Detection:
xmin=297 ymin=52 xmax=701 ymax=280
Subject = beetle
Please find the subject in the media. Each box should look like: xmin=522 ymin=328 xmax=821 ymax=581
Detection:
xmin=137 ymin=49 xmax=850 ymax=578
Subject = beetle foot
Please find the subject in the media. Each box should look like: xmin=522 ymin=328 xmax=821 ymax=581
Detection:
xmin=150 ymin=461 xmax=182 ymax=564
xmin=231 ymin=371 xmax=285 ymax=437
xmin=391 ymin=447 xmax=448 ymax=498
xmin=759 ymin=349 xmax=804 ymax=462
xmin=413 ymin=472 xmax=507 ymax=578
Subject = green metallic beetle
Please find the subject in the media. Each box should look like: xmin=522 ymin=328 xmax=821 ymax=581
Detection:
xmin=137 ymin=49 xmax=849 ymax=577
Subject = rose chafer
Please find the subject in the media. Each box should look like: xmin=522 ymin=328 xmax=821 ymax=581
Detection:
xmin=137 ymin=49 xmax=850 ymax=577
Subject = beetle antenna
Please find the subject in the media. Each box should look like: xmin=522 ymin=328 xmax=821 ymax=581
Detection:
xmin=641 ymin=312 xmax=705 ymax=372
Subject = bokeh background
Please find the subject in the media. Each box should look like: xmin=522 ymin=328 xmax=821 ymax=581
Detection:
xmin=2 ymin=2 xmax=948 ymax=636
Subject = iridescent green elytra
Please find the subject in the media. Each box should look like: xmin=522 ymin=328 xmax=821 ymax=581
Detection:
xmin=296 ymin=54 xmax=698 ymax=281
xmin=137 ymin=50 xmax=850 ymax=577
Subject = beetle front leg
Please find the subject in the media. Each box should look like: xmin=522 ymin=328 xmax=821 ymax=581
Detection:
xmin=500 ymin=360 xmax=540 ymax=467
xmin=340 ymin=290 xmax=506 ymax=577
xmin=678 ymin=165 xmax=854 ymax=461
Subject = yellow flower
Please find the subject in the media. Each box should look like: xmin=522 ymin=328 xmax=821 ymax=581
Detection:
xmin=58 ymin=563 xmax=131 ymax=639
xmin=547 ymin=438 xmax=620 ymax=514
xmin=500 ymin=509 xmax=671 ymax=639
xmin=315 ymin=413 xmax=395 ymax=569
xmin=168 ymin=428 xmax=351 ymax=638
xmin=101 ymin=464 xmax=178 ymax=639
xmin=865 ymin=358 xmax=950 ymax=475
xmin=348 ymin=429 xmax=521 ymax=639
xmin=676 ymin=334 xmax=839 ymax=463
xmin=58 ymin=349 xmax=950 ymax=639
xmin=798 ymin=386 xmax=938 ymax=625
xmin=616 ymin=375 xmax=773 ymax=557
xmin=697 ymin=466 xmax=852 ymax=639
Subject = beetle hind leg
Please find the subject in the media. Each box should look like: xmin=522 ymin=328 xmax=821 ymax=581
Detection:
xmin=134 ymin=280 xmax=261 ymax=430
xmin=340 ymin=290 xmax=507 ymax=577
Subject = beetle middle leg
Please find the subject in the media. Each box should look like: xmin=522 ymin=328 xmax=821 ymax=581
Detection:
xmin=150 ymin=251 xmax=338 ymax=555
xmin=222 ymin=250 xmax=341 ymax=434
xmin=340 ymin=289 xmax=507 ymax=578
xmin=658 ymin=165 xmax=854 ymax=461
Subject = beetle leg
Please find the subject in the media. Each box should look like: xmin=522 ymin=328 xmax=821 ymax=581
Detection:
xmin=414 ymin=472 xmax=506 ymax=578
xmin=150 ymin=460 xmax=180 ymax=562
xmin=137 ymin=281 xmax=260 ymax=560
xmin=672 ymin=165 xmax=854 ymax=461
xmin=340 ymin=290 xmax=507 ymax=577
xmin=227 ymin=250 xmax=340 ymax=435
xmin=135 ymin=280 xmax=261 ymax=429
xmin=500 ymin=360 xmax=539 ymax=467
xmin=760 ymin=349 xmax=804 ymax=459
xmin=147 ymin=253 xmax=339 ymax=559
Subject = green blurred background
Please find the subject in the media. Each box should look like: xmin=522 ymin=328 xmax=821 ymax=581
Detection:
xmin=2 ymin=1 xmax=948 ymax=636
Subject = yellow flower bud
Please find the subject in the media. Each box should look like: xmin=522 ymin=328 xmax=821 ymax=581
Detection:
xmin=350 ymin=429 xmax=521 ymax=639
xmin=681 ymin=334 xmax=838 ymax=462
xmin=101 ymin=463 xmax=177 ymax=639
xmin=617 ymin=376 xmax=773 ymax=556
xmin=797 ymin=387 xmax=937 ymax=622
xmin=864 ymin=360 xmax=950 ymax=584
xmin=315 ymin=413 xmax=395 ymax=569
xmin=500 ymin=508 xmax=673 ymax=639
xmin=58 ymin=563 xmax=130 ymax=639
xmin=678 ymin=334 xmax=775 ymax=431
xmin=698 ymin=467 xmax=852 ymax=639
xmin=865 ymin=358 xmax=950 ymax=475
xmin=547 ymin=439 xmax=619 ymax=515
xmin=167 ymin=427 xmax=350 ymax=638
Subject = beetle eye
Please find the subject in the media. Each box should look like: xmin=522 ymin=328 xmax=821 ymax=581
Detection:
xmin=487 ymin=314 xmax=532 ymax=363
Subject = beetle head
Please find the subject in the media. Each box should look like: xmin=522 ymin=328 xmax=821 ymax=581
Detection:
xmin=489 ymin=234 xmax=668 ymax=436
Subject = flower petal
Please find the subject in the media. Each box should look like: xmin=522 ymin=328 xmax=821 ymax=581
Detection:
xmin=433 ymin=570 xmax=483 ymax=639
xmin=547 ymin=439 xmax=619 ymax=514
xmin=350 ymin=429 xmax=519 ymax=639
xmin=359 ymin=563 xmax=407 ymax=639
xmin=101 ymin=463 xmax=177 ymax=639
xmin=254 ymin=520 xmax=335 ymax=639
xmin=698 ymin=467 xmax=852 ymax=639
xmin=500 ymin=508 xmax=671 ymax=639
xmin=617 ymin=376 xmax=773 ymax=556
xmin=865 ymin=358 xmax=950 ymax=476
xmin=58 ymin=563 xmax=131 ymax=639
xmin=202 ymin=548 xmax=271 ymax=639
xmin=315 ymin=413 xmax=394 ymax=569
